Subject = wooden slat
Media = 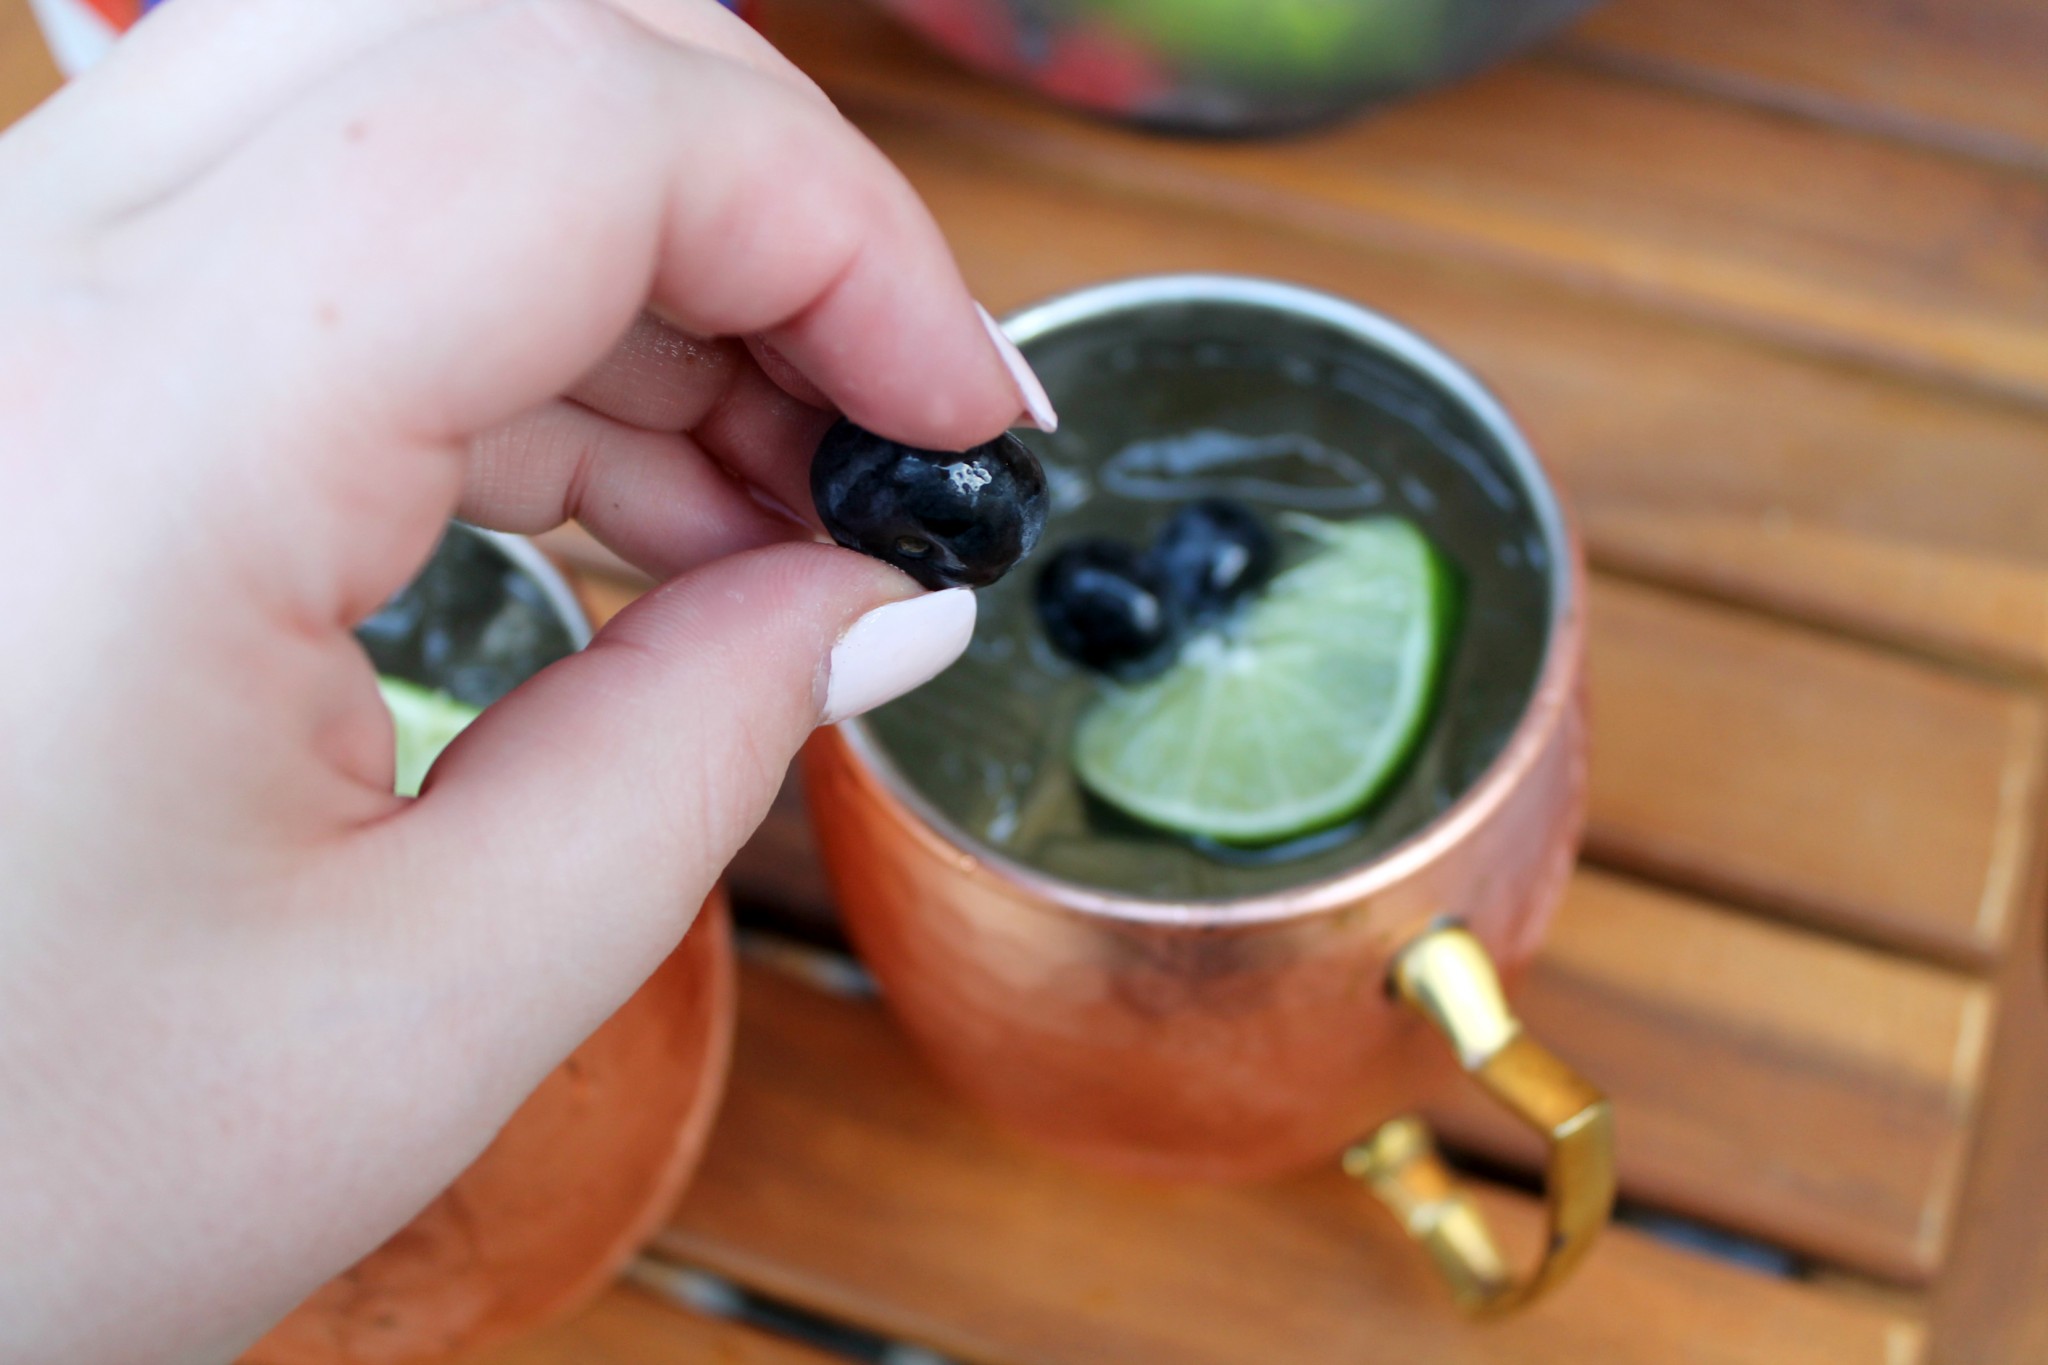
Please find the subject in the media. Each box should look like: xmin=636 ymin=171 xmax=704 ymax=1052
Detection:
xmin=766 ymin=0 xmax=2048 ymax=407
xmin=661 ymin=962 xmax=1925 ymax=1365
xmin=1582 ymin=509 xmax=2048 ymax=678
xmin=839 ymin=108 xmax=2048 ymax=670
xmin=1567 ymin=0 xmax=2048 ymax=172
xmin=1586 ymin=578 xmax=2043 ymax=966
xmin=475 ymin=1286 xmax=836 ymax=1365
xmin=1427 ymin=869 xmax=1990 ymax=1282
xmin=0 ymin=0 xmax=59 ymax=128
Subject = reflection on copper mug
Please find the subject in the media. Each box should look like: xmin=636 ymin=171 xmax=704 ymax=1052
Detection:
xmin=803 ymin=276 xmax=1611 ymax=1315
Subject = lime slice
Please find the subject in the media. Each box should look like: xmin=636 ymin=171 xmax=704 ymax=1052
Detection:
xmin=1073 ymin=515 xmax=1452 ymax=844
xmin=377 ymin=676 xmax=483 ymax=798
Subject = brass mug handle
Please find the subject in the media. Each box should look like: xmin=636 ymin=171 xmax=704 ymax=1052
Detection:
xmin=1343 ymin=924 xmax=1615 ymax=1317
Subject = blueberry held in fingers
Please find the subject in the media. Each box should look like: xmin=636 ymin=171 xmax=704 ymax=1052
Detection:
xmin=1150 ymin=498 xmax=1276 ymax=625
xmin=1036 ymin=539 xmax=1174 ymax=677
xmin=811 ymin=419 xmax=1050 ymax=590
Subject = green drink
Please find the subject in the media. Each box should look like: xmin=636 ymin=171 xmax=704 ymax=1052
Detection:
xmin=863 ymin=283 xmax=1554 ymax=901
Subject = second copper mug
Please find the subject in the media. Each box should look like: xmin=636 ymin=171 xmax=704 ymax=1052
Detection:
xmin=803 ymin=276 xmax=1611 ymax=1315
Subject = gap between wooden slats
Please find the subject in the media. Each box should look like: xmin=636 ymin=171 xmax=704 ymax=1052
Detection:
xmin=761 ymin=0 xmax=2048 ymax=411
xmin=658 ymin=961 xmax=1926 ymax=1365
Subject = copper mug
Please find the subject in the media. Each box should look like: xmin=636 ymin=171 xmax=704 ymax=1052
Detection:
xmin=803 ymin=276 xmax=1612 ymax=1315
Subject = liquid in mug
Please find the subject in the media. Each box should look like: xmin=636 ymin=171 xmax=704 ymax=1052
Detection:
xmin=864 ymin=318 xmax=1554 ymax=902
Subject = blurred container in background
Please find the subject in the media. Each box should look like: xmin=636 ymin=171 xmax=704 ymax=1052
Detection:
xmin=867 ymin=0 xmax=1600 ymax=133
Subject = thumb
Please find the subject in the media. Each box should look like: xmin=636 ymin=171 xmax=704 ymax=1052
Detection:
xmin=361 ymin=540 xmax=972 ymax=1071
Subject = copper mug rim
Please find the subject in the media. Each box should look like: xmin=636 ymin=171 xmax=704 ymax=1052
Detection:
xmin=836 ymin=273 xmax=1583 ymax=929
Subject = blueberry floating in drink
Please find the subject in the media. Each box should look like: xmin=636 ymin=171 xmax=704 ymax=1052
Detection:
xmin=811 ymin=418 xmax=1049 ymax=590
xmin=1149 ymin=496 xmax=1276 ymax=627
xmin=1035 ymin=498 xmax=1273 ymax=674
xmin=1035 ymin=539 xmax=1176 ymax=678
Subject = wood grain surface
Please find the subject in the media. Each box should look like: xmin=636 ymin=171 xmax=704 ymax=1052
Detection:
xmin=659 ymin=961 xmax=1926 ymax=1365
xmin=1569 ymin=0 xmax=2048 ymax=171
xmin=847 ymin=110 xmax=2048 ymax=664
xmin=1580 ymin=510 xmax=2048 ymax=679
xmin=764 ymin=0 xmax=2048 ymax=408
xmin=1584 ymin=579 xmax=2043 ymax=966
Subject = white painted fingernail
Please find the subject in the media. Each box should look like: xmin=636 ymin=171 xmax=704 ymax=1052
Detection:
xmin=977 ymin=303 xmax=1059 ymax=433
xmin=822 ymin=588 xmax=977 ymax=725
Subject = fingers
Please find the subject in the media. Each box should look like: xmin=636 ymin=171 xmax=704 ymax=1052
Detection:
xmin=140 ymin=0 xmax=1024 ymax=443
xmin=688 ymin=349 xmax=838 ymax=529
xmin=120 ymin=0 xmax=1028 ymax=619
xmin=564 ymin=315 xmax=749 ymax=434
xmin=359 ymin=541 xmax=973 ymax=1073
xmin=4 ymin=0 xmax=824 ymax=231
xmin=558 ymin=313 xmax=840 ymax=520
xmin=462 ymin=400 xmax=808 ymax=580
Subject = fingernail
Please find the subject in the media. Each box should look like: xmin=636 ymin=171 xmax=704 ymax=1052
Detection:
xmin=822 ymin=588 xmax=977 ymax=725
xmin=977 ymin=303 xmax=1059 ymax=433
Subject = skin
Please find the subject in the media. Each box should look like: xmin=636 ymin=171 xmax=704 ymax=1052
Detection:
xmin=0 ymin=1 xmax=1030 ymax=1360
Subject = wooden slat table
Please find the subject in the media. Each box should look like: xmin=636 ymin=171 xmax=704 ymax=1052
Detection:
xmin=6 ymin=1 xmax=2045 ymax=1361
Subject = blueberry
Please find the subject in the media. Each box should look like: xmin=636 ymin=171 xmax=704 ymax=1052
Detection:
xmin=811 ymin=419 xmax=1049 ymax=590
xmin=1035 ymin=540 xmax=1175 ymax=676
xmin=1149 ymin=499 xmax=1275 ymax=626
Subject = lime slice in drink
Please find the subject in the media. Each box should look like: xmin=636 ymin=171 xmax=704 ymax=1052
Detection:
xmin=1073 ymin=515 xmax=1452 ymax=845
xmin=377 ymin=676 xmax=483 ymax=798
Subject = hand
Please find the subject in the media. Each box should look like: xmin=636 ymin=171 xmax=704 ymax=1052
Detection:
xmin=0 ymin=3 xmax=1051 ymax=1360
